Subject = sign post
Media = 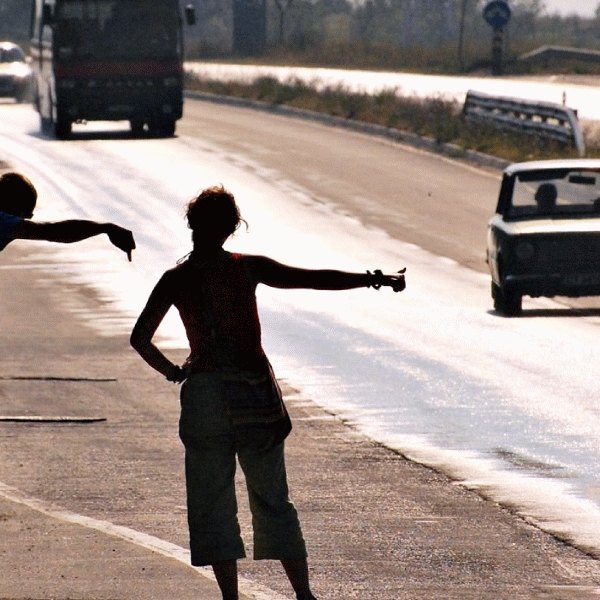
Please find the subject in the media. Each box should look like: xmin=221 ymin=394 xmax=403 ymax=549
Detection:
xmin=483 ymin=0 xmax=511 ymax=75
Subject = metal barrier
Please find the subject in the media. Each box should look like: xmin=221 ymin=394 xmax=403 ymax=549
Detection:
xmin=519 ymin=45 xmax=600 ymax=66
xmin=462 ymin=90 xmax=585 ymax=157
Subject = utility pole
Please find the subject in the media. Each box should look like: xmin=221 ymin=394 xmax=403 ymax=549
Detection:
xmin=458 ymin=0 xmax=469 ymax=72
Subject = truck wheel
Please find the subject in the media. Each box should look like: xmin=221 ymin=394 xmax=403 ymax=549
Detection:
xmin=130 ymin=119 xmax=146 ymax=136
xmin=40 ymin=114 xmax=51 ymax=136
xmin=54 ymin=116 xmax=72 ymax=139
xmin=149 ymin=119 xmax=175 ymax=138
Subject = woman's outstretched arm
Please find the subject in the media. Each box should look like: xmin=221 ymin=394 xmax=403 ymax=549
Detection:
xmin=12 ymin=220 xmax=136 ymax=260
xmin=244 ymin=255 xmax=406 ymax=292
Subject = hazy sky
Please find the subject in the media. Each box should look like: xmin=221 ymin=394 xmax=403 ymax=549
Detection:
xmin=544 ymin=0 xmax=597 ymax=17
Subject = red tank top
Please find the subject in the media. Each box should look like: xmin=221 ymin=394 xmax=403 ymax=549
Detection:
xmin=169 ymin=252 xmax=265 ymax=371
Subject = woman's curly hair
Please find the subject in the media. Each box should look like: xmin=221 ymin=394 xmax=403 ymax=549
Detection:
xmin=185 ymin=185 xmax=247 ymax=245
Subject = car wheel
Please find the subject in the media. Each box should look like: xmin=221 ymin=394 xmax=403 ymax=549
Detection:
xmin=492 ymin=282 xmax=522 ymax=315
xmin=15 ymin=87 xmax=28 ymax=104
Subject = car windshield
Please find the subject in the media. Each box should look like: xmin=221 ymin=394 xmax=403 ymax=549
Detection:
xmin=0 ymin=46 xmax=26 ymax=63
xmin=508 ymin=168 xmax=600 ymax=218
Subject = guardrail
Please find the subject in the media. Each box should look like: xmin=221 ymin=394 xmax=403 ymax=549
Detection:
xmin=462 ymin=90 xmax=585 ymax=157
xmin=519 ymin=45 xmax=600 ymax=66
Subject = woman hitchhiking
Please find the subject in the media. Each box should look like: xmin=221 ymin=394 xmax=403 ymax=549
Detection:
xmin=130 ymin=185 xmax=405 ymax=600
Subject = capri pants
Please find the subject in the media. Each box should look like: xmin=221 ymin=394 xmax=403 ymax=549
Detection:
xmin=179 ymin=371 xmax=307 ymax=567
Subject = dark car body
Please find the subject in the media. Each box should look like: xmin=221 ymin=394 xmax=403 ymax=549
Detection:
xmin=0 ymin=42 xmax=32 ymax=102
xmin=486 ymin=159 xmax=600 ymax=314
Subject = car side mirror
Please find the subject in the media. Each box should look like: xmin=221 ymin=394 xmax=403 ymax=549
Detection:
xmin=185 ymin=4 xmax=196 ymax=26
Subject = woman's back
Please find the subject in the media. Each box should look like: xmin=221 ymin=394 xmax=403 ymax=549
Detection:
xmin=168 ymin=251 xmax=265 ymax=371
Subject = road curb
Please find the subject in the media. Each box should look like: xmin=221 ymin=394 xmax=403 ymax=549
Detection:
xmin=185 ymin=89 xmax=511 ymax=172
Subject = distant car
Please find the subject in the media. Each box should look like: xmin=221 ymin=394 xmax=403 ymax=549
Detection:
xmin=487 ymin=159 xmax=600 ymax=315
xmin=0 ymin=42 xmax=32 ymax=103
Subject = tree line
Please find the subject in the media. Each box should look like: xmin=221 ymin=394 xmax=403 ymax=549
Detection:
xmin=2 ymin=0 xmax=600 ymax=73
xmin=185 ymin=0 xmax=600 ymax=72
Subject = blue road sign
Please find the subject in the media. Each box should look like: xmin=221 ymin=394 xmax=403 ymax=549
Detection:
xmin=483 ymin=0 xmax=511 ymax=29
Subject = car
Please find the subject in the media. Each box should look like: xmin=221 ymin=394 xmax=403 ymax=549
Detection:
xmin=0 ymin=42 xmax=32 ymax=103
xmin=486 ymin=159 xmax=600 ymax=315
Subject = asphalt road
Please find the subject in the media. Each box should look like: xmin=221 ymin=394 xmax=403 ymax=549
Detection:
xmin=3 ymin=242 xmax=600 ymax=600
xmin=178 ymin=97 xmax=600 ymax=313
xmin=2 ymin=103 xmax=600 ymax=599
xmin=178 ymin=98 xmax=502 ymax=274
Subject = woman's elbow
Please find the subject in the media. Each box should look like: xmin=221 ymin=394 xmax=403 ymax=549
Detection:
xmin=130 ymin=326 xmax=148 ymax=352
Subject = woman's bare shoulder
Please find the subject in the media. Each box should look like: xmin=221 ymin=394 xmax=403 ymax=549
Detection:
xmin=239 ymin=254 xmax=278 ymax=275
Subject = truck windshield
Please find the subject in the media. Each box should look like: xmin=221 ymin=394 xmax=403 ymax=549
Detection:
xmin=54 ymin=0 xmax=180 ymax=60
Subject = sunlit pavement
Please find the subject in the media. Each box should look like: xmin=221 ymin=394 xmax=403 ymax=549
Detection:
xmin=1 ymin=211 xmax=600 ymax=599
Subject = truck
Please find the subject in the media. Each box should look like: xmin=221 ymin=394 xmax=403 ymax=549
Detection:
xmin=30 ymin=0 xmax=195 ymax=138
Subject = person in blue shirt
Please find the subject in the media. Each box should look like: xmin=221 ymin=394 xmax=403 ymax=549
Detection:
xmin=0 ymin=172 xmax=135 ymax=259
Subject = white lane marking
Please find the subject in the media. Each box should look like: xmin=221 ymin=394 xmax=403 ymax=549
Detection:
xmin=0 ymin=481 xmax=289 ymax=600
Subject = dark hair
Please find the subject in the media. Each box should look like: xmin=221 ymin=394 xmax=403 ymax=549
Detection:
xmin=0 ymin=172 xmax=37 ymax=217
xmin=185 ymin=185 xmax=247 ymax=246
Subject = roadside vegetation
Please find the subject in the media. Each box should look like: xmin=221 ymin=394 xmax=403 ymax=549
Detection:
xmin=181 ymin=0 xmax=600 ymax=164
xmin=185 ymin=72 xmax=599 ymax=164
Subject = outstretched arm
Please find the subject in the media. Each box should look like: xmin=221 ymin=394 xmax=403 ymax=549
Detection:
xmin=130 ymin=274 xmax=185 ymax=383
xmin=245 ymin=256 xmax=406 ymax=292
xmin=12 ymin=220 xmax=136 ymax=260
